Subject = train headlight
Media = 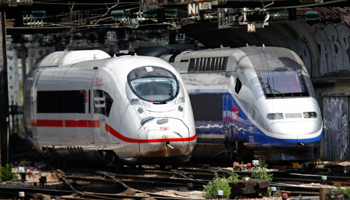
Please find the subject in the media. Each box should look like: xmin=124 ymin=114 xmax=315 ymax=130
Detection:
xmin=134 ymin=105 xmax=147 ymax=119
xmin=176 ymin=97 xmax=185 ymax=117
xmin=267 ymin=113 xmax=284 ymax=120
xmin=303 ymin=112 xmax=317 ymax=118
xmin=177 ymin=104 xmax=185 ymax=117
xmin=131 ymin=99 xmax=147 ymax=119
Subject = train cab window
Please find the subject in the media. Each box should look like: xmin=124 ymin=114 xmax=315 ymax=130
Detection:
xmin=235 ymin=78 xmax=242 ymax=94
xmin=127 ymin=66 xmax=179 ymax=103
xmin=259 ymin=70 xmax=309 ymax=98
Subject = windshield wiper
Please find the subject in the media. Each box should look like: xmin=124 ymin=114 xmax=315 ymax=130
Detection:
xmin=169 ymin=88 xmax=174 ymax=98
xmin=266 ymin=78 xmax=281 ymax=93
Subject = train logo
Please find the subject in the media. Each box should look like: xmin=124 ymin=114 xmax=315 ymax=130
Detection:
xmin=231 ymin=105 xmax=239 ymax=122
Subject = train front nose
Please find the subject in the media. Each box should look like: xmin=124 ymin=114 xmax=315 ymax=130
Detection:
xmin=268 ymin=121 xmax=322 ymax=148
xmin=138 ymin=118 xmax=190 ymax=157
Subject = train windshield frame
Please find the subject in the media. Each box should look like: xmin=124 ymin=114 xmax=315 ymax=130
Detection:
xmin=258 ymin=70 xmax=309 ymax=98
xmin=127 ymin=66 xmax=179 ymax=103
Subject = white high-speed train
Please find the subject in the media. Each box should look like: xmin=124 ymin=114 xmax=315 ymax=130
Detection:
xmin=24 ymin=50 xmax=196 ymax=166
xmin=161 ymin=46 xmax=323 ymax=161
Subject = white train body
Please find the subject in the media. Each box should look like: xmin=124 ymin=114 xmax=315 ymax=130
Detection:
xmin=24 ymin=50 xmax=196 ymax=164
xmin=161 ymin=46 xmax=323 ymax=161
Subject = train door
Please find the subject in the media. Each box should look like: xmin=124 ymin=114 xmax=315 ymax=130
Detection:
xmin=86 ymin=70 xmax=96 ymax=144
xmin=30 ymin=70 xmax=45 ymax=141
xmin=87 ymin=91 xmax=95 ymax=144
xmin=92 ymin=89 xmax=113 ymax=144
xmin=223 ymin=93 xmax=229 ymax=139
xmin=234 ymin=73 xmax=249 ymax=136
xmin=91 ymin=72 xmax=112 ymax=144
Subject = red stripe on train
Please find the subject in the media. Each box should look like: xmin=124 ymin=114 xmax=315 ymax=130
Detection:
xmin=31 ymin=119 xmax=196 ymax=143
xmin=66 ymin=120 xmax=100 ymax=128
xmin=106 ymin=124 xmax=197 ymax=143
xmin=34 ymin=120 xmax=63 ymax=127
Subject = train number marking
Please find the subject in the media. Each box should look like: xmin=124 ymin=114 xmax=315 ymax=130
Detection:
xmin=160 ymin=126 xmax=169 ymax=131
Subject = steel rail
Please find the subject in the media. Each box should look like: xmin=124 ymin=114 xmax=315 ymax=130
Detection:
xmin=98 ymin=170 xmax=209 ymax=186
xmin=97 ymin=171 xmax=190 ymax=199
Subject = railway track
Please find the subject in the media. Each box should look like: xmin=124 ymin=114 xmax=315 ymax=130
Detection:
xmin=1 ymin=161 xmax=350 ymax=199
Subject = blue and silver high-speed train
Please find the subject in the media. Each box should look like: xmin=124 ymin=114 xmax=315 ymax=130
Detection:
xmin=161 ymin=46 xmax=323 ymax=161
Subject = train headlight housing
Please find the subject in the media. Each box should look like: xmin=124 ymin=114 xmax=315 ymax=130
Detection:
xmin=303 ymin=112 xmax=317 ymax=118
xmin=176 ymin=97 xmax=185 ymax=117
xmin=267 ymin=113 xmax=284 ymax=120
xmin=177 ymin=104 xmax=185 ymax=117
xmin=136 ymin=106 xmax=147 ymax=118
xmin=131 ymin=99 xmax=147 ymax=119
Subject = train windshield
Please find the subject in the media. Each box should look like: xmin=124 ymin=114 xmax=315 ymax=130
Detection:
xmin=259 ymin=70 xmax=308 ymax=96
xmin=128 ymin=66 xmax=179 ymax=102
xmin=130 ymin=78 xmax=178 ymax=102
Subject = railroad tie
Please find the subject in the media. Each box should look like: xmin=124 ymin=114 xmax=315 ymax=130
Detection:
xmin=229 ymin=179 xmax=270 ymax=198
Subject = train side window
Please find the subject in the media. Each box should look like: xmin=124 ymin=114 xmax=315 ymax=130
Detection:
xmin=235 ymin=78 xmax=242 ymax=94
xmin=188 ymin=59 xmax=195 ymax=72
xmin=88 ymin=90 xmax=91 ymax=113
xmin=188 ymin=57 xmax=228 ymax=72
xmin=189 ymin=94 xmax=223 ymax=121
xmin=37 ymin=90 xmax=85 ymax=113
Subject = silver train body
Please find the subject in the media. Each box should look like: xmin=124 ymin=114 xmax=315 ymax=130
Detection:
xmin=24 ymin=50 xmax=196 ymax=165
xmin=161 ymin=46 xmax=323 ymax=161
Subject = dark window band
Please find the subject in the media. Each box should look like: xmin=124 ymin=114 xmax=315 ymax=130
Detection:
xmin=37 ymin=90 xmax=86 ymax=113
xmin=189 ymin=94 xmax=223 ymax=121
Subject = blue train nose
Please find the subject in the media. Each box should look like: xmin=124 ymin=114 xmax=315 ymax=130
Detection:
xmin=268 ymin=121 xmax=322 ymax=148
xmin=138 ymin=118 xmax=191 ymax=157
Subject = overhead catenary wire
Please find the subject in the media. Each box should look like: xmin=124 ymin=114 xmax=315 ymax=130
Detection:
xmin=42 ymin=4 xmax=138 ymax=20
xmin=94 ymin=0 xmax=120 ymax=25
xmin=272 ymin=0 xmax=347 ymax=9
xmin=33 ymin=1 xmax=137 ymax=6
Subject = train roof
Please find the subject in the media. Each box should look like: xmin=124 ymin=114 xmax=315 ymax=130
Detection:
xmin=37 ymin=50 xmax=172 ymax=70
xmin=36 ymin=50 xmax=111 ymax=68
xmin=239 ymin=46 xmax=304 ymax=71
xmin=34 ymin=51 xmax=179 ymax=91
xmin=36 ymin=50 xmax=177 ymax=77
xmin=171 ymin=46 xmax=306 ymax=72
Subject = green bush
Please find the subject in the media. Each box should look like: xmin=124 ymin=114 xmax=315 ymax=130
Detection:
xmin=203 ymin=173 xmax=231 ymax=199
xmin=251 ymin=161 xmax=273 ymax=182
xmin=0 ymin=163 xmax=17 ymax=183
xmin=203 ymin=171 xmax=245 ymax=199
xmin=337 ymin=184 xmax=350 ymax=196
xmin=227 ymin=170 xmax=242 ymax=182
